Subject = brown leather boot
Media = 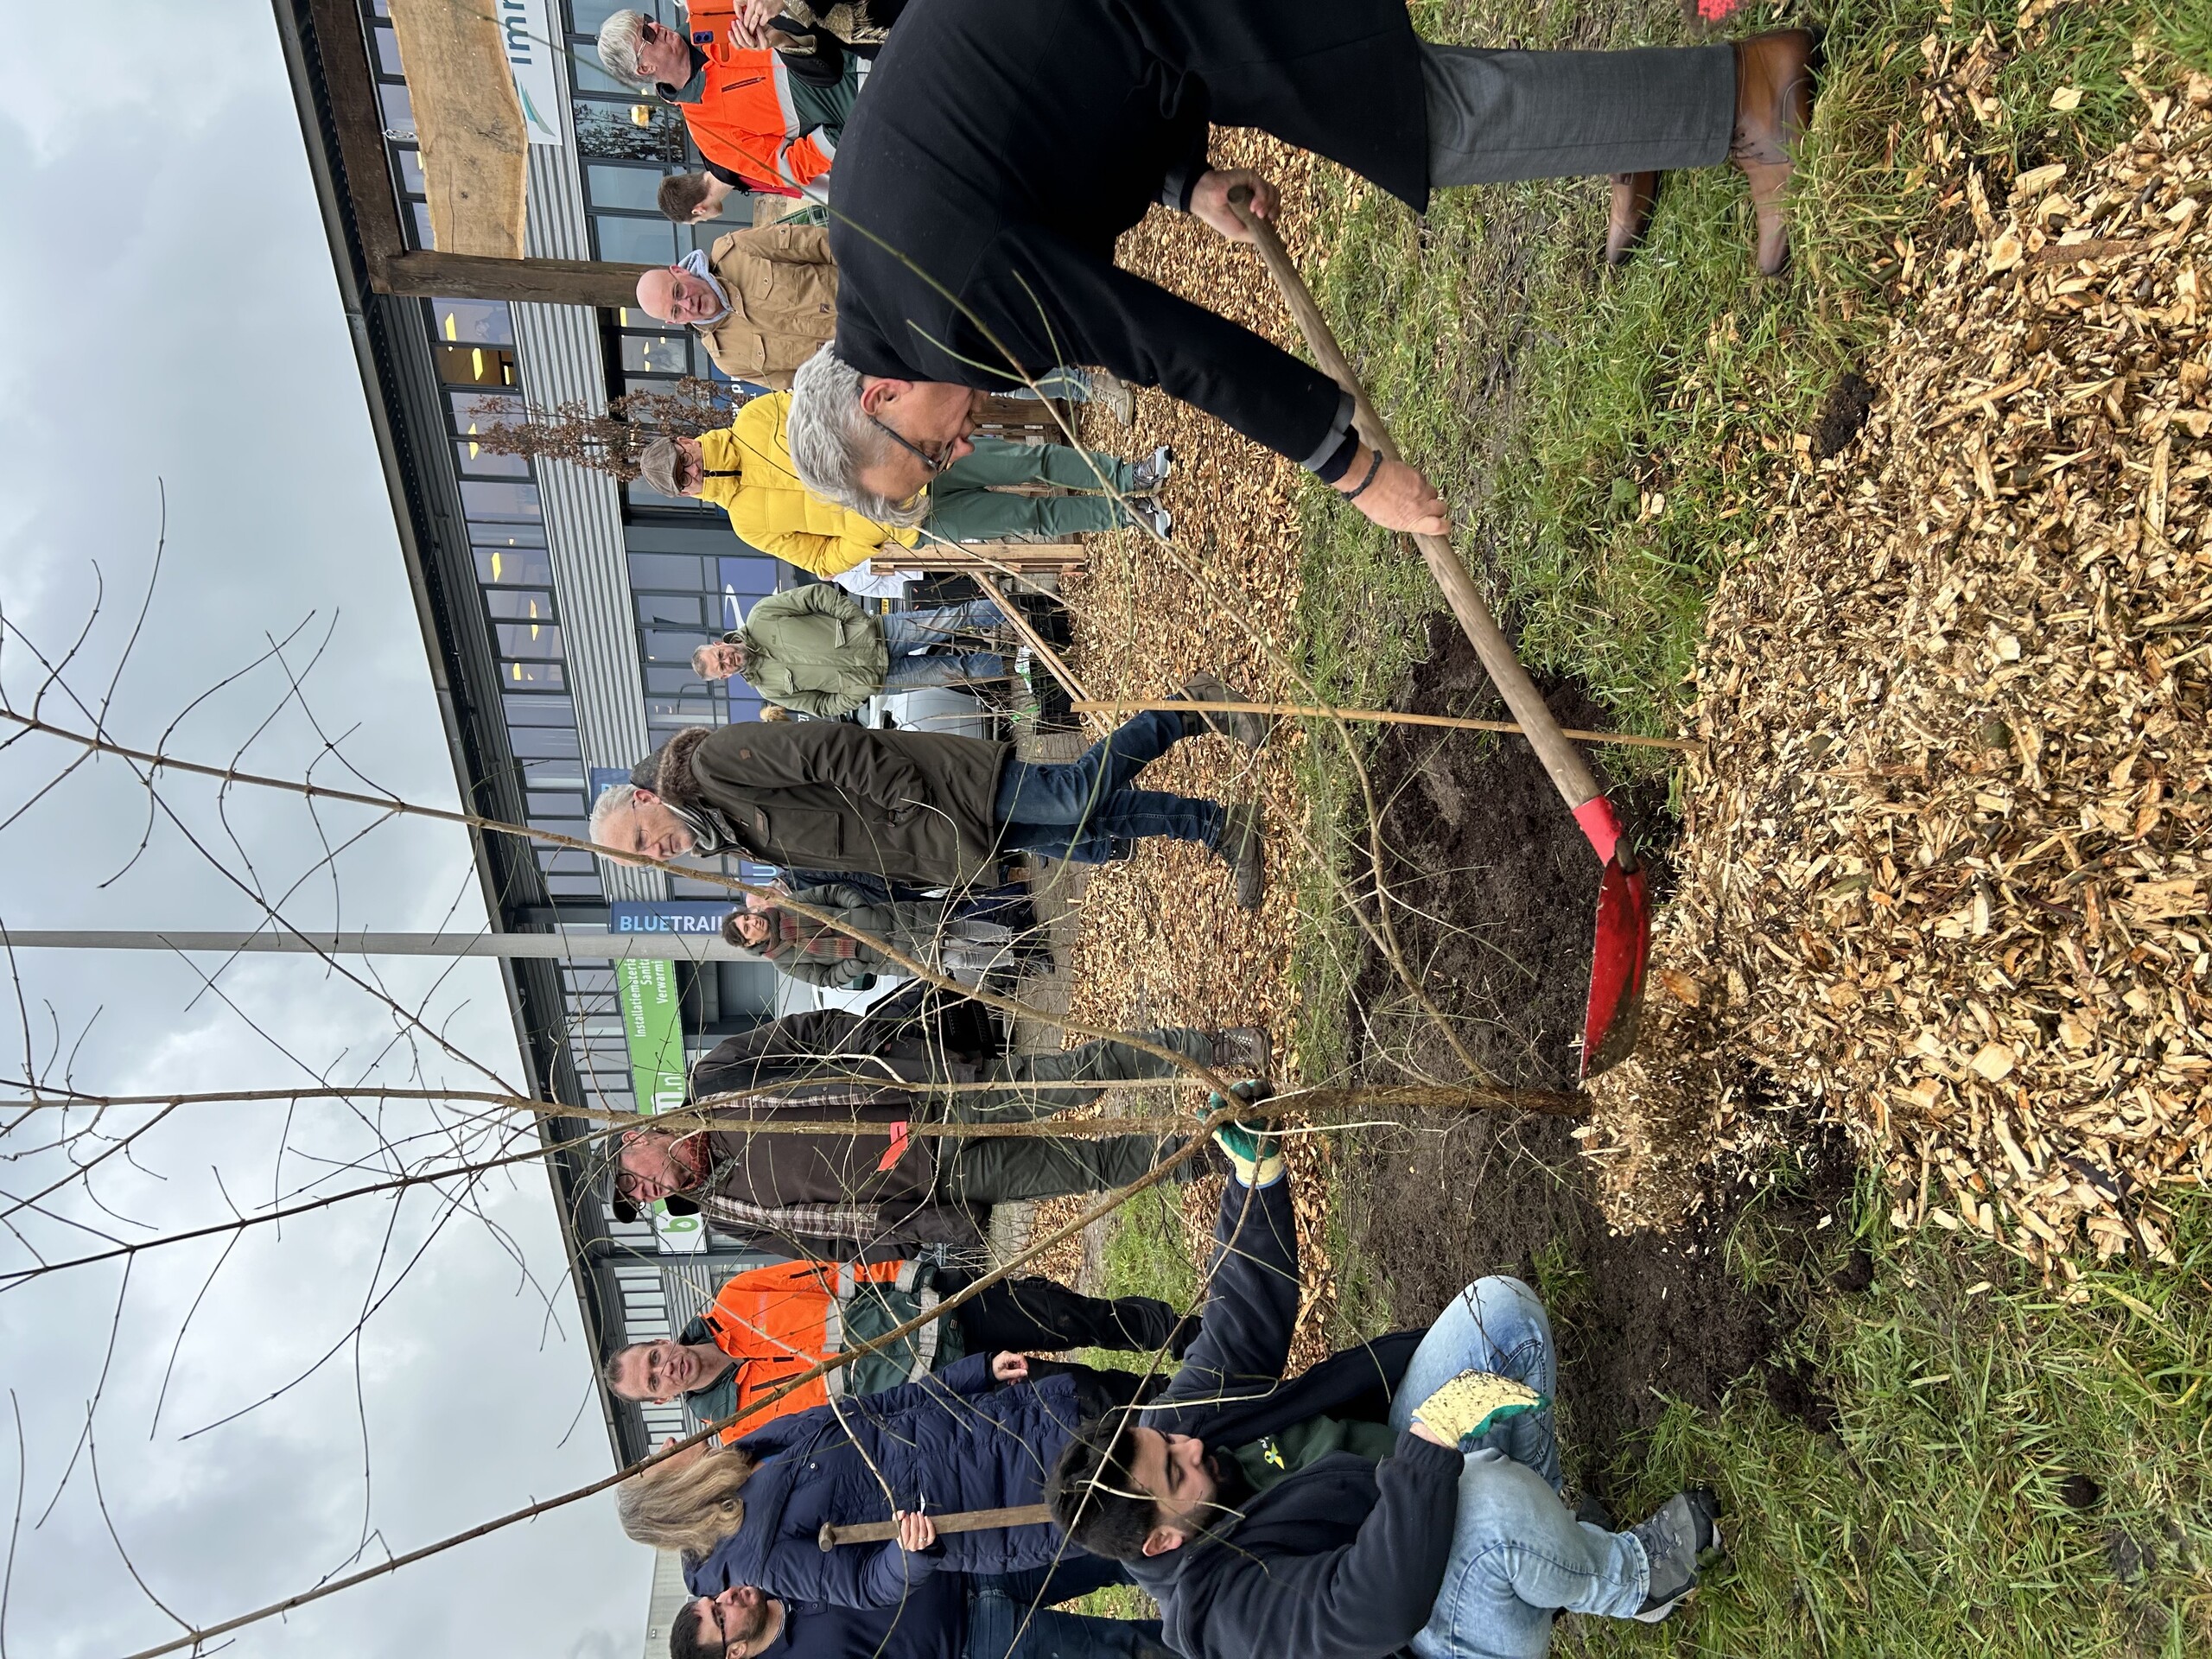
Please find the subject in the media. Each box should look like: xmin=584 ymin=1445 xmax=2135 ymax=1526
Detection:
xmin=1730 ymin=29 xmax=1814 ymax=276
xmin=1605 ymin=172 xmax=1659 ymax=265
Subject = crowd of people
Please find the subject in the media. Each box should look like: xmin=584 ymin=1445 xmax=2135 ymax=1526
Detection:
xmin=575 ymin=0 xmax=1815 ymax=1652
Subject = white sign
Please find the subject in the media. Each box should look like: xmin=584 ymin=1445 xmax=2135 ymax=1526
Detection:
xmin=498 ymin=0 xmax=564 ymax=146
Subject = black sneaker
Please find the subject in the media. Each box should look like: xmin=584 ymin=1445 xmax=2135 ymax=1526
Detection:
xmin=1176 ymin=671 xmax=1275 ymax=750
xmin=1630 ymin=1487 xmax=1723 ymax=1621
xmin=1207 ymin=1024 xmax=1271 ymax=1077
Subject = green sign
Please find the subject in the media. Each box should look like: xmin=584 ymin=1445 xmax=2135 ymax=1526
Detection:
xmin=616 ymin=958 xmax=702 ymax=1252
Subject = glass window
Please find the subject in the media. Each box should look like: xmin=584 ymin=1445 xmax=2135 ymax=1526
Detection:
xmin=501 ymin=660 xmax=564 ymax=690
xmin=628 ymin=478 xmax=703 ymax=512
xmin=458 ymin=442 xmax=530 ymax=478
xmin=645 ymin=664 xmax=705 ymax=695
xmin=378 ymin=81 xmax=416 ymax=137
xmin=522 ymin=756 xmax=588 ymax=789
xmin=717 ymin=556 xmax=777 ymax=601
xmin=410 ymin=199 xmax=434 ymax=247
xmin=507 ymin=696 xmax=577 ymax=728
xmin=462 ymin=480 xmax=543 ymax=521
xmin=486 ymin=589 xmax=557 ymax=623
xmin=538 ymin=849 xmax=602 ymax=876
xmin=435 ymin=344 xmax=519 ymax=388
xmin=394 ymin=145 xmax=425 ymax=195
xmin=627 ymin=553 xmax=706 ymax=590
xmin=372 ymin=24 xmax=405 ymax=75
xmin=497 ymin=622 xmax=563 ymax=658
xmin=570 ymin=57 xmax=647 ymax=97
xmin=637 ymin=593 xmax=706 ymax=628
xmin=547 ymin=873 xmax=607 ymax=898
xmin=432 ymin=298 xmax=516 ymax=346
xmin=574 ymin=99 xmax=690 ymax=164
xmin=594 ymin=214 xmax=679 ymax=266
xmin=620 ymin=332 xmax=694 ymax=376
xmin=451 ymin=387 xmax=521 ymax=429
xmin=587 ymin=163 xmax=673 ymax=213
xmin=529 ymin=789 xmax=586 ymax=820
xmin=642 ymin=629 xmax=711 ymax=663
xmin=477 ymin=544 xmax=554 ymax=586
xmin=512 ymin=726 xmax=582 ymax=760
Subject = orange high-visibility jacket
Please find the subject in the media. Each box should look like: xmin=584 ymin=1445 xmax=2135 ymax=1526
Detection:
xmin=669 ymin=25 xmax=838 ymax=197
xmin=695 ymin=1258 xmax=950 ymax=1441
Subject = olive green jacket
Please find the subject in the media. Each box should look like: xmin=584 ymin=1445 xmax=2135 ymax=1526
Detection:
xmin=734 ymin=584 xmax=890 ymax=718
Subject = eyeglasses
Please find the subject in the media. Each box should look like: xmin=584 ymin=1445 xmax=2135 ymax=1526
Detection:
xmin=865 ymin=410 xmax=951 ymax=478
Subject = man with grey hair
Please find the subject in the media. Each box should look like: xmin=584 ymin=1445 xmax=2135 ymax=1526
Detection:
xmin=788 ymin=0 xmax=1813 ymax=531
xmin=598 ymin=3 xmax=857 ymax=199
xmin=689 ymin=582 xmax=1009 ymax=718
xmin=589 ymin=681 xmax=1271 ymax=906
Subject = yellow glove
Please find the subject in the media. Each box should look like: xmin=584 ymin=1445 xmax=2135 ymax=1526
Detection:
xmin=1410 ymin=1370 xmax=1548 ymax=1445
xmin=1202 ymin=1081 xmax=1283 ymax=1187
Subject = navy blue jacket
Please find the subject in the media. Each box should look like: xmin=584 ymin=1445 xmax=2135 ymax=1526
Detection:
xmin=692 ymin=1354 xmax=1087 ymax=1607
xmin=830 ymin=0 xmax=1425 ymax=470
xmin=1127 ymin=1179 xmax=1451 ymax=1659
xmin=678 ymin=1577 xmax=970 ymax=1659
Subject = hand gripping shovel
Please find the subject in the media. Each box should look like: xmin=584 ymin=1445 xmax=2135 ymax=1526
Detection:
xmin=818 ymin=1504 xmax=1053 ymax=1550
xmin=1225 ymin=188 xmax=1649 ymax=1077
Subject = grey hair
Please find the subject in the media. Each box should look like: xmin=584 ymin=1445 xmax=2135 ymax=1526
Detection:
xmin=639 ymin=437 xmax=683 ymax=496
xmin=589 ymin=781 xmax=643 ymax=846
xmin=786 ymin=347 xmax=925 ymax=527
xmin=596 ymin=10 xmax=653 ymax=92
xmin=690 ymin=639 xmax=743 ymax=677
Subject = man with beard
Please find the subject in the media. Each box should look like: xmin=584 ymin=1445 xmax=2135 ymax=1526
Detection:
xmin=670 ymin=1571 xmax=1173 ymax=1659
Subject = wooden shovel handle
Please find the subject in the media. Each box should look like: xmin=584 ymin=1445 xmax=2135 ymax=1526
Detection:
xmin=1224 ymin=188 xmax=1610 ymax=825
xmin=817 ymin=1503 xmax=1056 ymax=1550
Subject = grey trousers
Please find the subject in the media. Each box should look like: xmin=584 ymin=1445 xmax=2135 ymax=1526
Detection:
xmin=934 ymin=1027 xmax=1213 ymax=1204
xmin=1421 ymin=41 xmax=1736 ymax=187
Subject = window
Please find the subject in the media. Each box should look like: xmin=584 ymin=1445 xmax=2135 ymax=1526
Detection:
xmin=485 ymin=589 xmax=557 ymax=624
xmin=459 ymin=442 xmax=530 ymax=478
xmin=620 ymin=332 xmax=694 ymax=377
xmin=521 ymin=756 xmax=588 ymax=789
xmin=497 ymin=622 xmax=563 ymax=659
xmin=501 ymin=661 xmax=565 ymax=689
xmin=410 ymin=200 xmax=435 ymax=247
xmin=642 ymin=629 xmax=711 ymax=664
xmin=512 ymin=728 xmax=582 ymax=761
xmin=628 ymin=553 xmax=706 ymax=589
xmin=594 ymin=214 xmax=680 ymax=266
xmin=372 ymin=23 xmax=405 ymax=75
xmin=433 ymin=299 xmax=516 ymax=346
xmin=644 ymin=664 xmax=704 ymax=695
xmin=378 ymin=81 xmax=416 ymax=137
xmin=547 ymin=873 xmax=607 ymax=898
xmin=397 ymin=147 xmax=426 ymax=194
xmin=508 ymin=696 xmax=578 ymax=728
xmin=586 ymin=163 xmax=671 ymax=213
xmin=477 ymin=546 xmax=554 ymax=588
xmin=636 ymin=593 xmax=707 ymax=628
xmin=436 ymin=344 xmax=520 ymax=389
xmin=462 ymin=481 xmax=543 ymax=521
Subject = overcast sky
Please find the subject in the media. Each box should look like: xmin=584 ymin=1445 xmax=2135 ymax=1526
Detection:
xmin=0 ymin=6 xmax=645 ymax=1657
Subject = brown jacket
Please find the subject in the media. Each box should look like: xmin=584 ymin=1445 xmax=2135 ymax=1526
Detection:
xmin=699 ymin=224 xmax=839 ymax=387
xmin=653 ymin=721 xmax=1010 ymax=888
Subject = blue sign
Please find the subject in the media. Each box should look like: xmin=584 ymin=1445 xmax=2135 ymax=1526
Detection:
xmin=589 ymin=766 xmax=630 ymax=803
xmin=611 ymin=900 xmax=737 ymax=935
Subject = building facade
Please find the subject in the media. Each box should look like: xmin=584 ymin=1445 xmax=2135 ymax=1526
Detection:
xmin=274 ymin=0 xmax=801 ymax=1489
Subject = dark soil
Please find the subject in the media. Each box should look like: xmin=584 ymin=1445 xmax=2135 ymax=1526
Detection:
xmin=1348 ymin=612 xmax=1678 ymax=1093
xmin=1339 ymin=615 xmax=1866 ymax=1502
xmin=1811 ymin=370 xmax=1878 ymax=458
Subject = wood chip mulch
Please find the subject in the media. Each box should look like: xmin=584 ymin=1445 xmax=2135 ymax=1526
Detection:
xmin=1586 ymin=54 xmax=2212 ymax=1277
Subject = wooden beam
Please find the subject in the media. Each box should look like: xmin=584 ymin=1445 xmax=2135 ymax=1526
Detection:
xmin=379 ymin=250 xmax=657 ymax=308
xmin=308 ymin=0 xmax=408 ymax=270
xmin=388 ymin=0 xmax=528 ymax=259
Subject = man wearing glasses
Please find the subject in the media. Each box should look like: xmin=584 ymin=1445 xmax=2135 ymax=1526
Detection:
xmin=670 ymin=1571 xmax=1173 ymax=1659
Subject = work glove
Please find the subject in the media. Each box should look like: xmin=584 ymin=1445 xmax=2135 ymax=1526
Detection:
xmin=1202 ymin=1081 xmax=1282 ymax=1188
xmin=1410 ymin=1369 xmax=1549 ymax=1446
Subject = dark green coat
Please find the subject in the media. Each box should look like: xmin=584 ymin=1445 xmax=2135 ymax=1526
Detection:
xmin=652 ymin=722 xmax=1009 ymax=887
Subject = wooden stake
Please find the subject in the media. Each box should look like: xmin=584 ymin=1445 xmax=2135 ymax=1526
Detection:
xmin=1071 ymin=699 xmax=1700 ymax=753
xmin=819 ymin=1504 xmax=1053 ymax=1549
xmin=971 ymin=574 xmax=1096 ymax=708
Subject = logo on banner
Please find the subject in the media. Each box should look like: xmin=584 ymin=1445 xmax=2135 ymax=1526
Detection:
xmin=615 ymin=958 xmax=702 ymax=1254
xmin=498 ymin=0 xmax=563 ymax=145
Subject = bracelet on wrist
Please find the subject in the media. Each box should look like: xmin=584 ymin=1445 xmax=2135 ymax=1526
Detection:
xmin=1340 ymin=447 xmax=1385 ymax=500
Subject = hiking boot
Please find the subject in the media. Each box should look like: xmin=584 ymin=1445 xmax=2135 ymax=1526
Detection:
xmin=1730 ymin=29 xmax=1815 ymax=277
xmin=1090 ymin=372 xmax=1137 ymax=424
xmin=1217 ymin=806 xmax=1266 ymax=910
xmin=1207 ymin=1024 xmax=1271 ymax=1077
xmin=1605 ymin=171 xmax=1658 ymax=265
xmin=1630 ymin=1487 xmax=1723 ymax=1621
xmin=1132 ymin=443 xmax=1174 ymax=491
xmin=1175 ymin=671 xmax=1276 ymax=750
xmin=1127 ymin=494 xmax=1173 ymax=538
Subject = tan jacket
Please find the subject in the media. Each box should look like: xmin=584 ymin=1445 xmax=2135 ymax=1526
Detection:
xmin=698 ymin=225 xmax=839 ymax=388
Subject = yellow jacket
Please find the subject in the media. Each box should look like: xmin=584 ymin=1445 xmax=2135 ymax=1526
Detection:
xmin=699 ymin=395 xmax=921 ymax=578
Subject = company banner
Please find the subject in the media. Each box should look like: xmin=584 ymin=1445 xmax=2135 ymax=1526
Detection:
xmin=615 ymin=957 xmax=703 ymax=1252
xmin=496 ymin=0 xmax=565 ymax=145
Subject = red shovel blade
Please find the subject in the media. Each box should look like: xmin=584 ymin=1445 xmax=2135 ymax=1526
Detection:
xmin=1572 ymin=797 xmax=1653 ymax=1079
xmin=1581 ymin=855 xmax=1650 ymax=1078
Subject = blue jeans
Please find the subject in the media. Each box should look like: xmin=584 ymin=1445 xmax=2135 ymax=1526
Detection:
xmin=880 ymin=600 xmax=1010 ymax=695
xmin=964 ymin=1566 xmax=1166 ymax=1659
xmin=1388 ymin=1277 xmax=1649 ymax=1659
xmin=992 ymin=710 xmax=1222 ymax=864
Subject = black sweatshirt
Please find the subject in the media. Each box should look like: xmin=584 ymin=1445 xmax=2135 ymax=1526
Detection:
xmin=826 ymin=0 xmax=1427 ymax=474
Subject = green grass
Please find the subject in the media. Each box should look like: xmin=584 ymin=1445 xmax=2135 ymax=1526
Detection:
xmin=1559 ymin=1188 xmax=2212 ymax=1657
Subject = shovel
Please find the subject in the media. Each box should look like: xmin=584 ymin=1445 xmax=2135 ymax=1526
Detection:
xmin=818 ymin=1503 xmax=1054 ymax=1550
xmin=1224 ymin=187 xmax=1649 ymax=1077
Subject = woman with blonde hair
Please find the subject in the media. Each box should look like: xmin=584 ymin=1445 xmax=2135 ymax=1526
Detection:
xmin=618 ymin=1442 xmax=759 ymax=1560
